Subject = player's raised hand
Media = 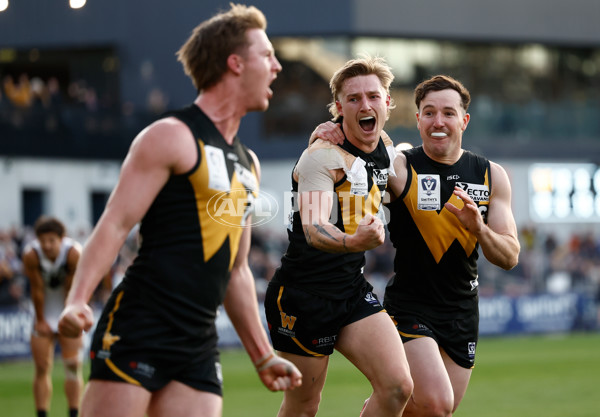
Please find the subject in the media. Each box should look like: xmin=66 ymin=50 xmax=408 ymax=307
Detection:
xmin=254 ymin=351 xmax=302 ymax=391
xmin=444 ymin=186 xmax=484 ymax=234
xmin=58 ymin=303 xmax=94 ymax=338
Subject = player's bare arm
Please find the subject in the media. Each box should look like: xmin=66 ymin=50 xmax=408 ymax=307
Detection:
xmin=224 ymin=150 xmax=302 ymax=392
xmin=445 ymin=162 xmax=520 ymax=270
xmin=23 ymin=250 xmax=52 ymax=336
xmin=224 ymin=223 xmax=302 ymax=392
xmin=59 ymin=118 xmax=197 ymax=337
xmin=300 ymin=189 xmax=385 ymax=253
xmin=63 ymin=243 xmax=81 ymax=294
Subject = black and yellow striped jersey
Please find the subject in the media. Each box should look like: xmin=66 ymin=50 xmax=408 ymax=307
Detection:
xmin=273 ymin=134 xmax=392 ymax=300
xmin=385 ymin=145 xmax=491 ymax=315
xmin=123 ymin=104 xmax=258 ymax=335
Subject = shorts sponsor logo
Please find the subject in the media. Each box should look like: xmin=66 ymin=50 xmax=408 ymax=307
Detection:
xmin=412 ymin=323 xmax=429 ymax=332
xmin=96 ymin=349 xmax=111 ymax=360
xmin=468 ymin=341 xmax=476 ymax=359
xmin=364 ymin=292 xmax=380 ymax=306
xmin=130 ymin=361 xmax=155 ymax=378
xmin=312 ymin=335 xmax=336 ymax=348
xmin=215 ymin=362 xmax=223 ymax=384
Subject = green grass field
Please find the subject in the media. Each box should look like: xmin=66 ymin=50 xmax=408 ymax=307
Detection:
xmin=1 ymin=332 xmax=598 ymax=417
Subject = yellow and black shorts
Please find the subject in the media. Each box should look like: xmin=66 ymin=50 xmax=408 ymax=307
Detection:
xmin=264 ymin=281 xmax=384 ymax=357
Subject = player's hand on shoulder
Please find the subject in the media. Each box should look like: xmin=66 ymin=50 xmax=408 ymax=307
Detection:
xmin=58 ymin=303 xmax=94 ymax=338
xmin=309 ymin=121 xmax=344 ymax=146
xmin=254 ymin=351 xmax=302 ymax=392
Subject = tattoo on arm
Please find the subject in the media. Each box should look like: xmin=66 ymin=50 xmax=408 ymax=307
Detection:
xmin=313 ymin=223 xmax=339 ymax=242
xmin=304 ymin=226 xmax=312 ymax=245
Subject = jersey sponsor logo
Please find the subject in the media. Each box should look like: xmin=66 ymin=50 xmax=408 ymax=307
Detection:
xmin=455 ymin=182 xmax=490 ymax=203
xmin=280 ymin=312 xmax=297 ymax=330
xmin=447 ymin=174 xmax=460 ymax=180
xmin=372 ymin=168 xmax=389 ymax=186
xmin=470 ymin=277 xmax=479 ymax=291
xmin=347 ymin=159 xmax=369 ymax=196
xmin=205 ymin=145 xmax=231 ymax=191
xmin=234 ymin=162 xmax=258 ymax=191
xmin=417 ymin=174 xmax=441 ymax=210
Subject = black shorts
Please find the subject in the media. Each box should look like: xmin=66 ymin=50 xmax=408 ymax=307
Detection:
xmin=386 ymin=305 xmax=479 ymax=369
xmin=88 ymin=289 xmax=223 ymax=395
xmin=264 ymin=281 xmax=384 ymax=357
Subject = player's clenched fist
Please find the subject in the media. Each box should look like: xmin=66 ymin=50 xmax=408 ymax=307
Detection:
xmin=254 ymin=351 xmax=303 ymax=392
xmin=351 ymin=214 xmax=385 ymax=251
xmin=58 ymin=303 xmax=94 ymax=338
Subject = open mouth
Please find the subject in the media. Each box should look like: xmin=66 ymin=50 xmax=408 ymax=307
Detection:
xmin=359 ymin=116 xmax=376 ymax=132
xmin=431 ymin=132 xmax=447 ymax=138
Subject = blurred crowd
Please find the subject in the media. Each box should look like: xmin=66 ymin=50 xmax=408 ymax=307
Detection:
xmin=0 ymin=72 xmax=168 ymax=159
xmin=2 ymin=223 xmax=599 ymax=312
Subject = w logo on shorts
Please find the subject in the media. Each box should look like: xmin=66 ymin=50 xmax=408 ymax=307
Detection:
xmin=280 ymin=312 xmax=297 ymax=330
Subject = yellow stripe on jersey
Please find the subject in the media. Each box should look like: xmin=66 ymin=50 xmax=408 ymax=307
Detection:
xmin=404 ymin=166 xmax=489 ymax=263
xmin=190 ymin=141 xmax=258 ymax=270
xmin=335 ymin=181 xmax=383 ymax=235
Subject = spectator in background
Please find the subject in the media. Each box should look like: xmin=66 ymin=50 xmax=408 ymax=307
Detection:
xmin=21 ymin=216 xmax=83 ymax=417
xmin=0 ymin=229 xmax=25 ymax=306
xmin=3 ymin=74 xmax=33 ymax=108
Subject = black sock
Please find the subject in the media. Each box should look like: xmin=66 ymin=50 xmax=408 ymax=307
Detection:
xmin=36 ymin=411 xmax=47 ymax=417
xmin=69 ymin=409 xmax=78 ymax=417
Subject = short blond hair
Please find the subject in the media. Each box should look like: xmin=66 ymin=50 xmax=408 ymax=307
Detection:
xmin=177 ymin=3 xmax=267 ymax=92
xmin=327 ymin=55 xmax=395 ymax=119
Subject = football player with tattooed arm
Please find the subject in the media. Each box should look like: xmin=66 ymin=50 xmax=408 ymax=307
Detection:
xmin=312 ymin=74 xmax=520 ymax=417
xmin=264 ymin=56 xmax=413 ymax=417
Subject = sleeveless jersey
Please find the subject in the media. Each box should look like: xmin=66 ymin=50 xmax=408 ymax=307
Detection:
xmin=384 ymin=146 xmax=491 ymax=314
xmin=273 ymin=134 xmax=392 ymax=299
xmin=27 ymin=237 xmax=77 ymax=331
xmin=123 ymin=104 xmax=258 ymax=337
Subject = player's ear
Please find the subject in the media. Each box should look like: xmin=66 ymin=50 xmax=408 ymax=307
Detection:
xmin=227 ymin=54 xmax=244 ymax=75
xmin=335 ymin=100 xmax=343 ymax=116
xmin=462 ymin=113 xmax=470 ymax=131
